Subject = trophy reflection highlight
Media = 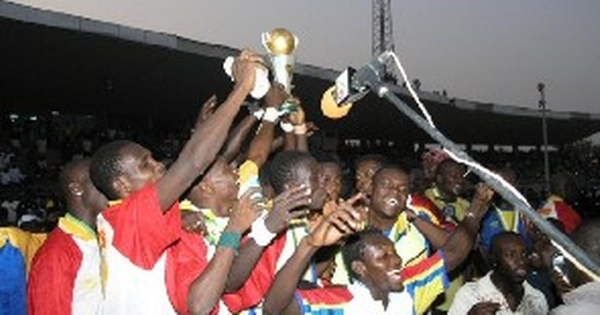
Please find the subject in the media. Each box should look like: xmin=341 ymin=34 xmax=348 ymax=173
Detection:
xmin=262 ymin=28 xmax=299 ymax=93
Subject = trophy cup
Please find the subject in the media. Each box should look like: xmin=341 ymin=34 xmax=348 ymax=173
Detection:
xmin=262 ymin=28 xmax=299 ymax=93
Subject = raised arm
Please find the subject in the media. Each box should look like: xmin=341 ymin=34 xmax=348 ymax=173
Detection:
xmin=221 ymin=115 xmax=259 ymax=163
xmin=225 ymin=185 xmax=311 ymax=292
xmin=156 ymin=50 xmax=263 ymax=211
xmin=187 ymin=188 xmax=263 ymax=315
xmin=441 ymin=184 xmax=493 ymax=271
xmin=407 ymin=210 xmax=449 ymax=250
xmin=270 ymin=135 xmax=285 ymax=153
xmin=283 ymin=130 xmax=296 ymax=151
xmin=288 ymin=102 xmax=309 ymax=153
xmin=263 ymin=195 xmax=363 ymax=315
xmin=245 ymin=84 xmax=288 ymax=167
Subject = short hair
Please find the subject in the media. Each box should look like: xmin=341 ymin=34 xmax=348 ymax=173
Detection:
xmin=90 ymin=140 xmax=134 ymax=200
xmin=320 ymin=161 xmax=342 ymax=174
xmin=354 ymin=154 xmax=389 ymax=171
xmin=59 ymin=159 xmax=90 ymax=200
xmin=270 ymin=151 xmax=315 ymax=194
xmin=372 ymin=164 xmax=407 ymax=182
xmin=570 ymin=219 xmax=600 ymax=264
xmin=259 ymin=161 xmax=272 ymax=188
xmin=341 ymin=228 xmax=383 ymax=283
xmin=436 ymin=158 xmax=461 ymax=176
xmin=489 ymin=231 xmax=525 ymax=258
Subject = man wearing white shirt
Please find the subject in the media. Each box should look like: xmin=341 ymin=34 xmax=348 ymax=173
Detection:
xmin=449 ymin=232 xmax=547 ymax=315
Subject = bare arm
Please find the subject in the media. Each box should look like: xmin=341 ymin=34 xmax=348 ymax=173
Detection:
xmin=245 ymin=84 xmax=288 ymax=167
xmin=270 ymin=135 xmax=284 ymax=153
xmin=409 ymin=212 xmax=449 ymax=250
xmin=221 ymin=115 xmax=259 ymax=163
xmin=288 ymin=102 xmax=308 ymax=153
xmin=283 ymin=132 xmax=296 ymax=151
xmin=189 ymin=245 xmax=237 ymax=315
xmin=295 ymin=123 xmax=317 ymax=153
xmin=441 ymin=184 xmax=493 ymax=271
xmin=225 ymin=239 xmax=265 ymax=292
xmin=225 ymin=185 xmax=311 ymax=292
xmin=263 ymin=195 xmax=363 ymax=315
xmin=156 ymin=51 xmax=262 ymax=212
xmin=187 ymin=189 xmax=263 ymax=315
xmin=246 ymin=122 xmax=276 ymax=167
xmin=263 ymin=238 xmax=316 ymax=315
xmin=296 ymin=133 xmax=309 ymax=153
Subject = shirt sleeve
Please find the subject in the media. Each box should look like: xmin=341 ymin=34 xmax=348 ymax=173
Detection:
xmin=101 ymin=183 xmax=181 ymax=269
xmin=295 ymin=287 xmax=353 ymax=314
xmin=401 ymin=251 xmax=450 ymax=314
xmin=165 ymin=231 xmax=211 ymax=315
xmin=221 ymin=233 xmax=287 ymax=312
xmin=408 ymin=194 xmax=443 ymax=226
xmin=447 ymin=282 xmax=479 ymax=315
xmin=238 ymin=160 xmax=261 ymax=196
xmin=27 ymin=232 xmax=80 ymax=315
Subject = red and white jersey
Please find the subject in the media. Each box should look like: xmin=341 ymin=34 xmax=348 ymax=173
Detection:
xmin=97 ymin=184 xmax=182 ymax=315
xmin=28 ymin=214 xmax=103 ymax=315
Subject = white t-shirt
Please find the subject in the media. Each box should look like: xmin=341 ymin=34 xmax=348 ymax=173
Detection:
xmin=449 ymin=272 xmax=548 ymax=315
xmin=551 ymin=281 xmax=600 ymax=315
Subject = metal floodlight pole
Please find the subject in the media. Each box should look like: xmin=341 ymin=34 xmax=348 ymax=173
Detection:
xmin=348 ymin=54 xmax=600 ymax=278
xmin=538 ymin=83 xmax=551 ymax=193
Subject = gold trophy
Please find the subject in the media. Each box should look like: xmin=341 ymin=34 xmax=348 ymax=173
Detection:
xmin=262 ymin=28 xmax=299 ymax=93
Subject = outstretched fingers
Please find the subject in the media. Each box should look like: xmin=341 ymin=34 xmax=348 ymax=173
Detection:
xmin=328 ymin=207 xmax=361 ymax=234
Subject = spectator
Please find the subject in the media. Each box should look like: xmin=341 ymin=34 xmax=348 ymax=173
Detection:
xmin=449 ymin=232 xmax=548 ymax=315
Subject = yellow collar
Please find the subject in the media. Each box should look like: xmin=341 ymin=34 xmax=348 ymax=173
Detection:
xmin=58 ymin=213 xmax=96 ymax=241
xmin=108 ymin=199 xmax=122 ymax=207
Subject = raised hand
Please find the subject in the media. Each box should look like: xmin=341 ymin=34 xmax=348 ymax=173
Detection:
xmin=182 ymin=211 xmax=207 ymax=235
xmin=264 ymin=83 xmax=289 ymax=108
xmin=551 ymin=269 xmax=574 ymax=296
xmin=473 ymin=183 xmax=494 ymax=202
xmin=469 ymin=183 xmax=494 ymax=218
xmin=305 ymin=122 xmax=319 ymax=137
xmin=288 ymin=100 xmax=305 ymax=126
xmin=306 ymin=193 xmax=365 ymax=247
xmin=265 ymin=185 xmax=312 ymax=234
xmin=227 ymin=187 xmax=264 ymax=233
xmin=232 ymin=50 xmax=266 ymax=92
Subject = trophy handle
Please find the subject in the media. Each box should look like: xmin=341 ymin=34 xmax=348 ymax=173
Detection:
xmin=261 ymin=32 xmax=270 ymax=51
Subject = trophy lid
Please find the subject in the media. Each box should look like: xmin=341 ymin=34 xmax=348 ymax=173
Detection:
xmin=263 ymin=28 xmax=297 ymax=55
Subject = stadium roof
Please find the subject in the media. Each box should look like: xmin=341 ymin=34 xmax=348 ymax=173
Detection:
xmin=2 ymin=0 xmax=600 ymax=146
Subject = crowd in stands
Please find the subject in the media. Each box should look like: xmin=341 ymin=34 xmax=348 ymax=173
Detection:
xmin=2 ymin=110 xmax=599 ymax=233
xmin=1 ymin=49 xmax=599 ymax=315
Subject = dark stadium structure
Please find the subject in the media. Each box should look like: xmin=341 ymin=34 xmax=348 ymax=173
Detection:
xmin=2 ymin=0 xmax=600 ymax=146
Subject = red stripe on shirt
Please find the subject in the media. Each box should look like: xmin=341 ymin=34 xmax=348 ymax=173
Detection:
xmin=297 ymin=286 xmax=354 ymax=305
xmin=221 ymin=232 xmax=288 ymax=312
xmin=400 ymin=251 xmax=444 ymax=281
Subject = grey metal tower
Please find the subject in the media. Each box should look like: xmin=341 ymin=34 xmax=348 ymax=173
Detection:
xmin=372 ymin=0 xmax=395 ymax=57
xmin=372 ymin=0 xmax=399 ymax=82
